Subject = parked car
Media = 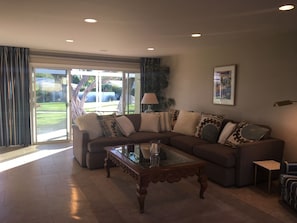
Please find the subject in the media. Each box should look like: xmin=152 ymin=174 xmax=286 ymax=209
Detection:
xmin=78 ymin=92 xmax=116 ymax=102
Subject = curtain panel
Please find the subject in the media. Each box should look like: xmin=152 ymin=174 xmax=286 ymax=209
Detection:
xmin=140 ymin=58 xmax=161 ymax=96
xmin=141 ymin=58 xmax=172 ymax=111
xmin=0 ymin=46 xmax=31 ymax=147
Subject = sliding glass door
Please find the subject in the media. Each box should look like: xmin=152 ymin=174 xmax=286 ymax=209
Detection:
xmin=32 ymin=68 xmax=69 ymax=143
xmin=124 ymin=72 xmax=141 ymax=114
xmin=31 ymin=67 xmax=140 ymax=144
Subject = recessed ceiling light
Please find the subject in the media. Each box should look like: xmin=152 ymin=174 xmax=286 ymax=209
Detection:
xmin=84 ymin=18 xmax=98 ymax=23
xmin=147 ymin=47 xmax=155 ymax=51
xmin=191 ymin=33 xmax=202 ymax=38
xmin=279 ymin=4 xmax=295 ymax=11
xmin=66 ymin=39 xmax=74 ymax=43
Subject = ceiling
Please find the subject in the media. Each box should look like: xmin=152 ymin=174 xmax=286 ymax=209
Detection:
xmin=0 ymin=0 xmax=296 ymax=58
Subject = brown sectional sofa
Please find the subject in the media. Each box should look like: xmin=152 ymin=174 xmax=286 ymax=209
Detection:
xmin=72 ymin=112 xmax=284 ymax=187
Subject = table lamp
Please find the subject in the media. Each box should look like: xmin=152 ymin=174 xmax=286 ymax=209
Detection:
xmin=141 ymin=93 xmax=159 ymax=112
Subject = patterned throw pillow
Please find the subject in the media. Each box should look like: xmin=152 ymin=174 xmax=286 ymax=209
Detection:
xmin=225 ymin=121 xmax=270 ymax=147
xmin=168 ymin=109 xmax=180 ymax=129
xmin=195 ymin=113 xmax=224 ymax=143
xmin=99 ymin=114 xmax=122 ymax=137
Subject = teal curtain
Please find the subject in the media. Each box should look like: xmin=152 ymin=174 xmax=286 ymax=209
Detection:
xmin=140 ymin=58 xmax=171 ymax=111
xmin=0 ymin=46 xmax=31 ymax=147
xmin=140 ymin=58 xmax=161 ymax=96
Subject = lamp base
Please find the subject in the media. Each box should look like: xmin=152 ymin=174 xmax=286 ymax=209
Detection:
xmin=144 ymin=105 xmax=153 ymax=113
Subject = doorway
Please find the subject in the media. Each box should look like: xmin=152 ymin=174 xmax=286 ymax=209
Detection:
xmin=31 ymin=67 xmax=140 ymax=144
xmin=32 ymin=68 xmax=70 ymax=143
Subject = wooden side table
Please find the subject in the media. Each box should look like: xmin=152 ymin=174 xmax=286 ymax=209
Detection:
xmin=253 ymin=160 xmax=280 ymax=193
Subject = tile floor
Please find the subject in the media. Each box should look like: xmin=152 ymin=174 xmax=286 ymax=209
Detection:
xmin=0 ymin=143 xmax=296 ymax=223
xmin=0 ymin=143 xmax=100 ymax=223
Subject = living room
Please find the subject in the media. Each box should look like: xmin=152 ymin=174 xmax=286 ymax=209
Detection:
xmin=1 ymin=1 xmax=297 ymax=222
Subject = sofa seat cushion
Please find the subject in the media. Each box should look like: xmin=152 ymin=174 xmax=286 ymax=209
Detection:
xmin=170 ymin=135 xmax=208 ymax=154
xmin=193 ymin=144 xmax=236 ymax=168
xmin=88 ymin=137 xmax=131 ymax=153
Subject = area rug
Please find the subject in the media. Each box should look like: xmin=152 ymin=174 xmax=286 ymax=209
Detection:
xmin=72 ymin=167 xmax=293 ymax=223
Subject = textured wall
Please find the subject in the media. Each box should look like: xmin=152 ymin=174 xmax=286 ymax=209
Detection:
xmin=162 ymin=33 xmax=297 ymax=160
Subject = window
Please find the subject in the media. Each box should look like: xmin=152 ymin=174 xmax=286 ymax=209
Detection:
xmin=71 ymin=69 xmax=141 ymax=120
xmin=30 ymin=51 xmax=141 ymax=143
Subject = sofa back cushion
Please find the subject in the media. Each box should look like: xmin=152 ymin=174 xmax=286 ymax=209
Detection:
xmin=125 ymin=114 xmax=141 ymax=131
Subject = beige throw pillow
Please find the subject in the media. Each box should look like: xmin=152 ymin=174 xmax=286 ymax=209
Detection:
xmin=139 ymin=113 xmax=160 ymax=133
xmin=75 ymin=113 xmax=103 ymax=140
xmin=172 ymin=110 xmax=201 ymax=136
xmin=154 ymin=111 xmax=171 ymax=132
xmin=217 ymin=122 xmax=237 ymax=144
xmin=116 ymin=116 xmax=136 ymax=137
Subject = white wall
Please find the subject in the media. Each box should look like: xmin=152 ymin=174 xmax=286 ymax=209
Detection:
xmin=162 ymin=33 xmax=297 ymax=160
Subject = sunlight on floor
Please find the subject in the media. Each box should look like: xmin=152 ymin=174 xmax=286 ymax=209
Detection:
xmin=0 ymin=145 xmax=72 ymax=172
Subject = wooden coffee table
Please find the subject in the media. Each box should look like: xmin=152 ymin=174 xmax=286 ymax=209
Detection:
xmin=104 ymin=143 xmax=208 ymax=213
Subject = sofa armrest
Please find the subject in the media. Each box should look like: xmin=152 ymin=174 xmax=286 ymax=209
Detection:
xmin=73 ymin=124 xmax=90 ymax=167
xmin=235 ymin=138 xmax=284 ymax=187
xmin=281 ymin=161 xmax=297 ymax=175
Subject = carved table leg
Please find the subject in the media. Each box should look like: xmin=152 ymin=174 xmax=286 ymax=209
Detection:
xmin=198 ymin=170 xmax=208 ymax=199
xmin=136 ymin=183 xmax=148 ymax=213
xmin=104 ymin=155 xmax=111 ymax=178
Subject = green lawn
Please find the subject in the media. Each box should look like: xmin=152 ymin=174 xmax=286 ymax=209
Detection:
xmin=37 ymin=102 xmax=66 ymax=111
xmin=36 ymin=101 xmax=136 ymax=127
xmin=37 ymin=102 xmax=66 ymax=127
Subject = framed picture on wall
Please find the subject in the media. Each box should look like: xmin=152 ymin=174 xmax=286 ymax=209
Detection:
xmin=213 ymin=65 xmax=236 ymax=105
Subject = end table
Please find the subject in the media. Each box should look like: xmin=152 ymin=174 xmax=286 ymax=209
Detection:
xmin=253 ymin=160 xmax=280 ymax=193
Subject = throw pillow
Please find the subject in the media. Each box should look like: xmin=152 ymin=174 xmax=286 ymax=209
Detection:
xmin=154 ymin=111 xmax=171 ymax=132
xmin=172 ymin=110 xmax=201 ymax=136
xmin=217 ymin=122 xmax=237 ymax=144
xmin=116 ymin=116 xmax=136 ymax=137
xmin=75 ymin=113 xmax=103 ymax=140
xmin=195 ymin=113 xmax=224 ymax=143
xmin=98 ymin=114 xmax=122 ymax=137
xmin=225 ymin=121 xmax=270 ymax=147
xmin=241 ymin=123 xmax=270 ymax=140
xmin=169 ymin=109 xmax=180 ymax=129
xmin=139 ymin=113 xmax=160 ymax=133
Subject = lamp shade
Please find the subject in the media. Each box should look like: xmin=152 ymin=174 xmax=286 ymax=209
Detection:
xmin=273 ymin=100 xmax=297 ymax=107
xmin=141 ymin=93 xmax=159 ymax=105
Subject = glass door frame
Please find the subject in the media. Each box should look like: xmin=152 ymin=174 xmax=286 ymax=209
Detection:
xmin=30 ymin=64 xmax=141 ymax=144
xmin=30 ymin=65 xmax=71 ymax=144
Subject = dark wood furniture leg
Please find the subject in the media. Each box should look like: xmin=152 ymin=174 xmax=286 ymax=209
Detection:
xmin=104 ymin=155 xmax=111 ymax=178
xmin=136 ymin=183 xmax=148 ymax=213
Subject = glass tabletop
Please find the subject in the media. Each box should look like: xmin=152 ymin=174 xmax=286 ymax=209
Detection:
xmin=114 ymin=143 xmax=195 ymax=168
